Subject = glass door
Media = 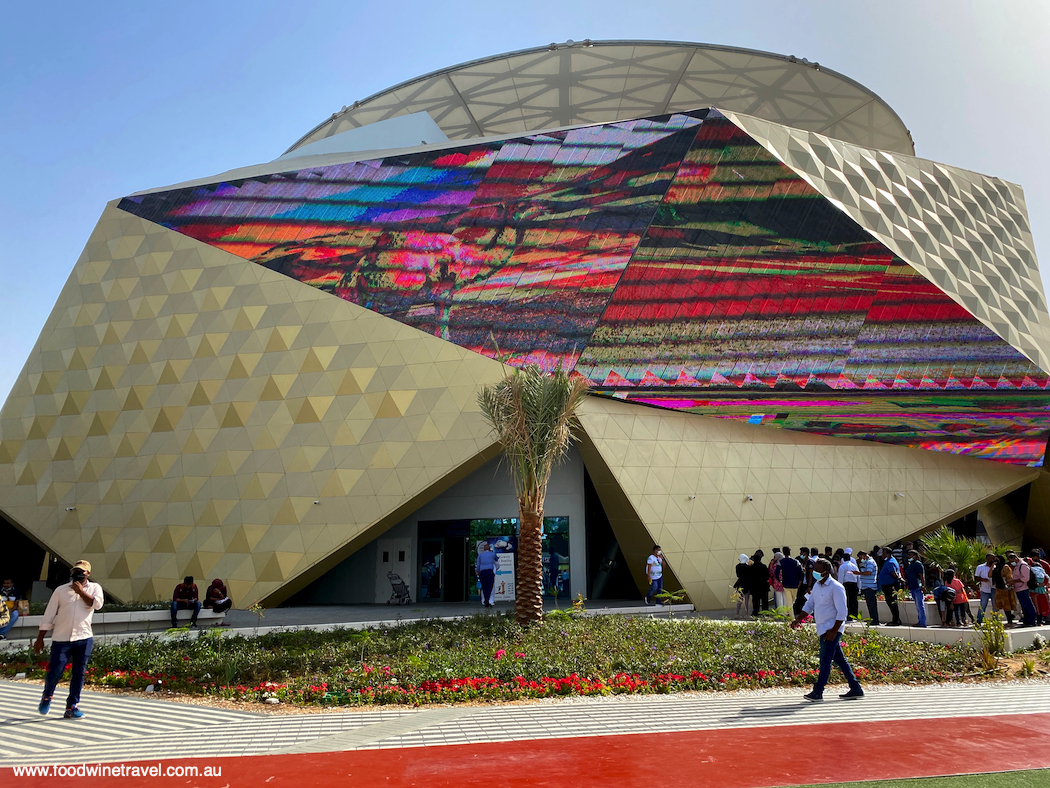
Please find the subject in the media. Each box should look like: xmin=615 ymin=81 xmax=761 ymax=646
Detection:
xmin=419 ymin=538 xmax=443 ymax=601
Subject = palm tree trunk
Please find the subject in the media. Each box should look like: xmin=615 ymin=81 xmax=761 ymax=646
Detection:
xmin=516 ymin=508 xmax=545 ymax=624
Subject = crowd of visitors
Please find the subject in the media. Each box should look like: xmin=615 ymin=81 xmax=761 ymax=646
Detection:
xmin=734 ymin=542 xmax=1050 ymax=629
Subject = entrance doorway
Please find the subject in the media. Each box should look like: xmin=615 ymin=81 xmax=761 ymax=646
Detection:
xmin=418 ymin=528 xmax=467 ymax=603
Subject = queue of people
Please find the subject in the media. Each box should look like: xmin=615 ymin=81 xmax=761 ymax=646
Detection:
xmin=734 ymin=542 xmax=1050 ymax=629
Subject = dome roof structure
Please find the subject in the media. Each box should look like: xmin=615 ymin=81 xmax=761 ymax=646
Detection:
xmin=287 ymin=39 xmax=914 ymax=156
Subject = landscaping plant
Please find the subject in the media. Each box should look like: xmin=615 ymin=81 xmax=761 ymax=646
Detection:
xmin=920 ymin=527 xmax=1017 ymax=585
xmin=0 ymin=615 xmax=981 ymax=707
xmin=478 ymin=365 xmax=589 ymax=625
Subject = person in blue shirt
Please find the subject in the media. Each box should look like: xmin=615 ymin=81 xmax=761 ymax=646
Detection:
xmin=905 ymin=549 xmax=927 ymax=627
xmin=475 ymin=542 xmax=499 ymax=608
xmin=854 ymin=551 xmax=880 ymax=626
xmin=791 ymin=558 xmax=864 ymax=702
xmin=876 ymin=548 xmax=903 ymax=627
xmin=776 ymin=549 xmax=802 ymax=611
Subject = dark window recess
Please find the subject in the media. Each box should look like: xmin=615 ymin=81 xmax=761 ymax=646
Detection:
xmin=382 ymin=551 xmax=390 ymax=563
xmin=584 ymin=469 xmax=637 ymax=600
xmin=398 ymin=550 xmax=406 ymax=562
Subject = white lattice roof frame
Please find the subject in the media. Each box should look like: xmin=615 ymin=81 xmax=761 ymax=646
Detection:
xmin=287 ymin=40 xmax=914 ymax=156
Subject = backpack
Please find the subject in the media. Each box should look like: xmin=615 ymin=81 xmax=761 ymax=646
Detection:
xmin=1030 ymin=564 xmax=1046 ymax=591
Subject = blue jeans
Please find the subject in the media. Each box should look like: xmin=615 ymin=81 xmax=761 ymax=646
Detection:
xmin=0 ymin=608 xmax=18 ymax=638
xmin=911 ymin=589 xmax=927 ymax=626
xmin=646 ymin=577 xmax=663 ymax=603
xmin=171 ymin=600 xmax=201 ymax=627
xmin=42 ymin=637 xmax=94 ymax=710
xmin=977 ymin=590 xmax=994 ymax=623
xmin=812 ymin=632 xmax=862 ymax=697
xmin=1016 ymin=589 xmax=1037 ymax=627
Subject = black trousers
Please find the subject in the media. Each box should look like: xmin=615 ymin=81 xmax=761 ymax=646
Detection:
xmin=844 ymin=582 xmax=859 ymax=619
xmin=882 ymin=584 xmax=901 ymax=624
xmin=751 ymin=588 xmax=769 ymax=616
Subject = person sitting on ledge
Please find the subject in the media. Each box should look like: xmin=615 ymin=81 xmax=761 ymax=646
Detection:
xmin=170 ymin=576 xmax=201 ymax=628
xmin=203 ymin=579 xmax=232 ymax=621
xmin=0 ymin=578 xmax=21 ymax=640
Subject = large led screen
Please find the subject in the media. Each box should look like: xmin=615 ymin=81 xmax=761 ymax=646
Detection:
xmin=118 ymin=110 xmax=1050 ymax=465
xmin=605 ymin=391 xmax=1050 ymax=466
xmin=120 ymin=113 xmax=706 ymax=371
xmin=574 ymin=117 xmax=1047 ymax=393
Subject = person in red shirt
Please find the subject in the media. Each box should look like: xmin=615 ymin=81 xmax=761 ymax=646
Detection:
xmin=170 ymin=576 xmax=201 ymax=628
xmin=944 ymin=569 xmax=970 ymax=626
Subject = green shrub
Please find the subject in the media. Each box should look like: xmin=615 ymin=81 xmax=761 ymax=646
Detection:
xmin=0 ymin=616 xmax=981 ymax=706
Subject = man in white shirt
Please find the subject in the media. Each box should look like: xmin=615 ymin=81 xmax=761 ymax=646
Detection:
xmin=791 ymin=558 xmax=864 ymax=702
xmin=645 ymin=545 xmax=664 ymax=605
xmin=838 ymin=548 xmax=860 ymax=620
xmin=974 ymin=552 xmax=996 ymax=624
xmin=33 ymin=560 xmax=104 ymax=719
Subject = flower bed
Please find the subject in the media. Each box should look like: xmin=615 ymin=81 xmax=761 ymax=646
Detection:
xmin=0 ymin=615 xmax=982 ymax=707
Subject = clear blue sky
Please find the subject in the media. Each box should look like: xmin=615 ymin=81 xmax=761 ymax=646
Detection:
xmin=3 ymin=0 xmax=1049 ymax=397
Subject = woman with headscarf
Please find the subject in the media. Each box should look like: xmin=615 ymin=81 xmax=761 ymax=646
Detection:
xmin=734 ymin=554 xmax=751 ymax=619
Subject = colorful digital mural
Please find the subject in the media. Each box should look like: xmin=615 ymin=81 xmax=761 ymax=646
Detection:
xmin=121 ymin=113 xmax=706 ymax=371
xmin=573 ymin=117 xmax=1046 ymax=393
xmin=604 ymin=391 xmax=1050 ymax=466
xmin=117 ymin=111 xmax=1050 ymax=465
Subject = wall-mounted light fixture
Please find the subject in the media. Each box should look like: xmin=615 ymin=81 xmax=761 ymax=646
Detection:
xmin=64 ymin=506 xmax=76 ymax=512
xmin=313 ymin=500 xmax=320 ymax=505
xmin=894 ymin=492 xmax=905 ymax=499
xmin=687 ymin=495 xmax=696 ymax=500
xmin=746 ymin=495 xmax=753 ymax=502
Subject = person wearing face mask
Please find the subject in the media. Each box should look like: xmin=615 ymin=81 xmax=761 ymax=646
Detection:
xmin=1006 ymin=551 xmax=1037 ymax=627
xmin=791 ymin=558 xmax=864 ymax=702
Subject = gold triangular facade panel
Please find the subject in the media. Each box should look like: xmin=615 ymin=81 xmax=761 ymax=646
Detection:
xmin=720 ymin=109 xmax=1050 ymax=371
xmin=0 ymin=205 xmax=508 ymax=603
xmin=577 ymin=396 xmax=1036 ymax=611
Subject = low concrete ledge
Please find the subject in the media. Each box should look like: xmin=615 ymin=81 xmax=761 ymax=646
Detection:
xmin=844 ymin=619 xmax=1049 ymax=652
xmin=873 ymin=599 xmax=981 ymax=626
xmin=8 ymin=608 xmax=226 ymax=632
xmin=0 ymin=603 xmax=691 ymax=652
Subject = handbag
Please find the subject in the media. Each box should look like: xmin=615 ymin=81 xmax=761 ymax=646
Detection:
xmin=0 ymin=603 xmax=9 ymax=628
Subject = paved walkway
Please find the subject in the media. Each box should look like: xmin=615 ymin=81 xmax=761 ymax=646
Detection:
xmin=4 ymin=678 xmax=1050 ymax=786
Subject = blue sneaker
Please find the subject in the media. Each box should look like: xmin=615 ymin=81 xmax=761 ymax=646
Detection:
xmin=38 ymin=697 xmax=51 ymax=715
xmin=63 ymin=707 xmax=85 ymax=719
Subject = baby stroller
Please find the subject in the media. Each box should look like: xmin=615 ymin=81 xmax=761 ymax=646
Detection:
xmin=386 ymin=572 xmax=411 ymax=605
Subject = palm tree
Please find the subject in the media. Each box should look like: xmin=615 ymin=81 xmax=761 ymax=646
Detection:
xmin=920 ymin=526 xmax=1019 ymax=585
xmin=478 ymin=366 xmax=589 ymax=624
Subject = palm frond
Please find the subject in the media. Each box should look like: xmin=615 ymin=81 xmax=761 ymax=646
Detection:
xmin=478 ymin=366 xmax=589 ymax=510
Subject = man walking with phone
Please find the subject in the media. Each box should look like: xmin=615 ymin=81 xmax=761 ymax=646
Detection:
xmin=33 ymin=559 xmax=104 ymax=719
